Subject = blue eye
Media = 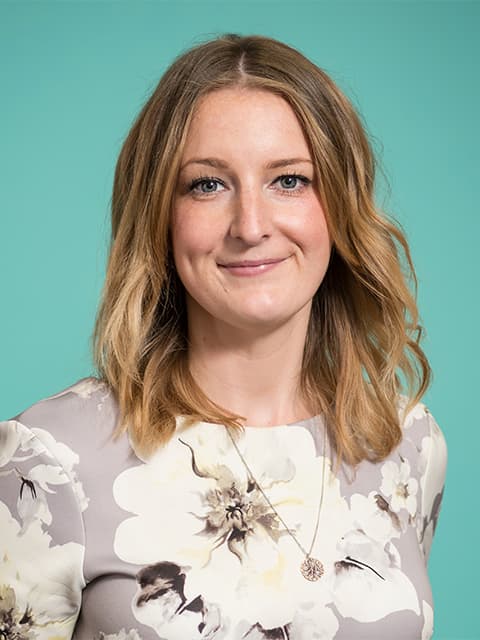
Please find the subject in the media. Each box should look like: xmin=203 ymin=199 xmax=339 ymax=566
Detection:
xmin=276 ymin=174 xmax=310 ymax=191
xmin=189 ymin=176 xmax=224 ymax=194
xmin=187 ymin=173 xmax=310 ymax=196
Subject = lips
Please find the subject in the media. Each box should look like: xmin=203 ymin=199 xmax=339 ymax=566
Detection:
xmin=218 ymin=257 xmax=285 ymax=268
xmin=217 ymin=256 xmax=289 ymax=277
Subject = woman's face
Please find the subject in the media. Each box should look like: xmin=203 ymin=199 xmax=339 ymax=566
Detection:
xmin=171 ymin=87 xmax=332 ymax=333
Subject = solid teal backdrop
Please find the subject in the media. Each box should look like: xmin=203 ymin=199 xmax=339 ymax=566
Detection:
xmin=1 ymin=2 xmax=478 ymax=638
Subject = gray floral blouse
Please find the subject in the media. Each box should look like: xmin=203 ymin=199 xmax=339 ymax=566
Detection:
xmin=0 ymin=377 xmax=447 ymax=640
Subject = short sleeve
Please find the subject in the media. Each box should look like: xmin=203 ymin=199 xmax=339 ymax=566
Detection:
xmin=0 ymin=419 xmax=85 ymax=639
xmin=418 ymin=410 xmax=448 ymax=564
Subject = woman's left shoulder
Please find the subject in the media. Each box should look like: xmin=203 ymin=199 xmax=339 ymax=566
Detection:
xmin=396 ymin=394 xmax=447 ymax=455
xmin=393 ymin=395 xmax=448 ymax=561
xmin=394 ymin=394 xmax=448 ymax=509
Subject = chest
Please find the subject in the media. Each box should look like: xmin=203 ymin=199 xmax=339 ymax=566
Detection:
xmin=78 ymin=423 xmax=433 ymax=639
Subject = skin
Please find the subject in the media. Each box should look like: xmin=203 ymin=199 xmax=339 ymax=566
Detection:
xmin=171 ymin=87 xmax=333 ymax=427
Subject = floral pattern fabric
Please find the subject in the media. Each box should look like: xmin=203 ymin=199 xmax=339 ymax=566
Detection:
xmin=0 ymin=378 xmax=447 ymax=639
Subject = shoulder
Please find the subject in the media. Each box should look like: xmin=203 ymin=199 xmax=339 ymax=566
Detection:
xmin=11 ymin=376 xmax=118 ymax=436
xmin=12 ymin=376 xmax=116 ymax=423
xmin=1 ymin=377 xmax=127 ymax=518
xmin=396 ymin=393 xmax=448 ymax=470
xmin=3 ymin=377 xmax=121 ymax=471
xmin=394 ymin=394 xmax=448 ymax=560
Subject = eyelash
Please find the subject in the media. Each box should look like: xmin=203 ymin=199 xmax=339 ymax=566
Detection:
xmin=187 ymin=173 xmax=311 ymax=195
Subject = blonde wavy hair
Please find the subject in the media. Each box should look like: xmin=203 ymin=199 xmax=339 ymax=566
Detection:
xmin=93 ymin=33 xmax=431 ymax=466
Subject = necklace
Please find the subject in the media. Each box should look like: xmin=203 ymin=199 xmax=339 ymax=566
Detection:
xmin=225 ymin=422 xmax=328 ymax=582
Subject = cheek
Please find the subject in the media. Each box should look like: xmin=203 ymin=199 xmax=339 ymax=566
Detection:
xmin=171 ymin=210 xmax=203 ymax=258
xmin=290 ymin=201 xmax=331 ymax=252
xmin=170 ymin=208 xmax=222 ymax=276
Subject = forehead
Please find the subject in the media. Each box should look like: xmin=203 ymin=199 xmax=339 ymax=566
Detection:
xmin=181 ymin=87 xmax=311 ymax=158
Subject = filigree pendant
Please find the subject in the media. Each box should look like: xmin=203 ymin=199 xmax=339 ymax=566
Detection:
xmin=300 ymin=556 xmax=324 ymax=581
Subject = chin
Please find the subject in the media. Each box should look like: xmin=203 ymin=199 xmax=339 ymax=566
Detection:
xmin=227 ymin=308 xmax=305 ymax=331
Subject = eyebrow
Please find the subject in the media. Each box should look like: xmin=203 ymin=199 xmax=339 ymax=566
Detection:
xmin=180 ymin=157 xmax=313 ymax=171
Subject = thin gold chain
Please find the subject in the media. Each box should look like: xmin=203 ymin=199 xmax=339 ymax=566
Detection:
xmin=225 ymin=423 xmax=328 ymax=559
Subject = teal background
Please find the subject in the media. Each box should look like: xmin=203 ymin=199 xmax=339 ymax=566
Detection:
xmin=0 ymin=1 xmax=478 ymax=638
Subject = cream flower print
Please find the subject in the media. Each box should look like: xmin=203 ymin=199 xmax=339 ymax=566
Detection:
xmin=0 ymin=422 xmax=52 ymax=532
xmin=332 ymin=527 xmax=419 ymax=622
xmin=0 ymin=421 xmax=89 ymax=527
xmin=416 ymin=414 xmax=447 ymax=561
xmin=396 ymin=396 xmax=428 ymax=430
xmin=0 ymin=421 xmax=24 ymax=468
xmin=0 ymin=420 xmax=45 ymax=468
xmin=15 ymin=468 xmax=53 ymax=533
xmin=42 ymin=377 xmax=110 ymax=414
xmin=114 ymin=422 xmax=345 ymax=634
xmin=31 ymin=427 xmax=89 ymax=511
xmin=0 ymin=585 xmax=35 ymax=640
xmin=131 ymin=562 xmax=223 ymax=640
xmin=329 ymin=490 xmax=420 ymax=622
xmin=348 ymin=491 xmax=401 ymax=543
xmin=69 ymin=377 xmax=107 ymax=398
xmin=380 ymin=457 xmax=418 ymax=517
xmin=234 ymin=599 xmax=339 ymax=639
xmin=0 ymin=501 xmax=84 ymax=640
xmin=417 ymin=435 xmax=431 ymax=491
xmin=422 ymin=599 xmax=434 ymax=640
xmin=96 ymin=630 xmax=143 ymax=640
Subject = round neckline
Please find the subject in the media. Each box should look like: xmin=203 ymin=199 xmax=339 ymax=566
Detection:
xmin=243 ymin=413 xmax=322 ymax=430
xmin=175 ymin=413 xmax=323 ymax=433
xmin=172 ymin=413 xmax=322 ymax=434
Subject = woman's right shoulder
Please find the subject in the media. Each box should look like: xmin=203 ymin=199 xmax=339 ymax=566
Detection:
xmin=2 ymin=377 xmax=121 ymax=458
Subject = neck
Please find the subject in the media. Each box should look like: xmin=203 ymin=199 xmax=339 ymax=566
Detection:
xmin=186 ymin=302 xmax=313 ymax=427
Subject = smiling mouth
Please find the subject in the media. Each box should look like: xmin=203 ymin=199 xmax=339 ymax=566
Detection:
xmin=217 ymin=257 xmax=288 ymax=276
xmin=218 ymin=257 xmax=286 ymax=268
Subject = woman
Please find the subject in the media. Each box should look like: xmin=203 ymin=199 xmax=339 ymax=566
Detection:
xmin=0 ymin=34 xmax=447 ymax=639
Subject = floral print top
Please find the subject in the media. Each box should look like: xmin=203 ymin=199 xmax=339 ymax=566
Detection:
xmin=0 ymin=377 xmax=447 ymax=640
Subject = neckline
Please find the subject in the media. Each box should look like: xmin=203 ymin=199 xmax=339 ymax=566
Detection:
xmin=175 ymin=413 xmax=323 ymax=434
xmin=243 ymin=413 xmax=322 ymax=429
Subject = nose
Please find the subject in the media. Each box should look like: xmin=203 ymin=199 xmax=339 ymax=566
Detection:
xmin=228 ymin=187 xmax=273 ymax=245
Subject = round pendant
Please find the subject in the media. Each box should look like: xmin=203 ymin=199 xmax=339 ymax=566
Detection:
xmin=300 ymin=556 xmax=324 ymax=581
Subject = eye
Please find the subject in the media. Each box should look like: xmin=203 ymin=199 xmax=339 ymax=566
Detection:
xmin=188 ymin=176 xmax=226 ymax=195
xmin=274 ymin=174 xmax=311 ymax=192
xmin=186 ymin=173 xmax=311 ymax=196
